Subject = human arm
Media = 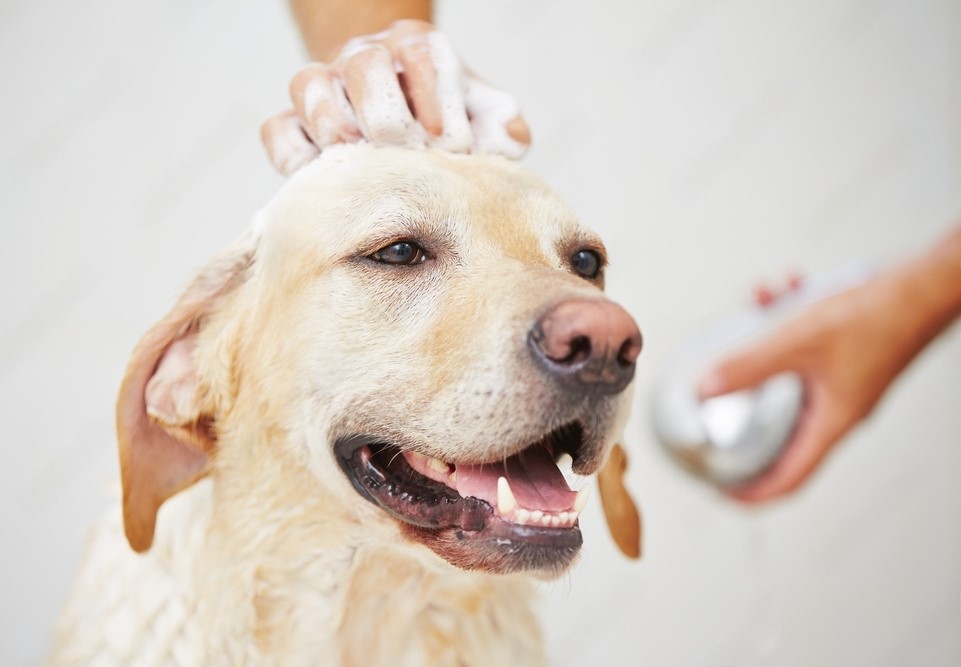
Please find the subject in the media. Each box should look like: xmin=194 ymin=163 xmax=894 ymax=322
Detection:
xmin=289 ymin=0 xmax=432 ymax=62
xmin=698 ymin=223 xmax=961 ymax=503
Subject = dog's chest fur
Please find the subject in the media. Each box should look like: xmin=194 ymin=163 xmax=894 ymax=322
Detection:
xmin=51 ymin=480 xmax=546 ymax=666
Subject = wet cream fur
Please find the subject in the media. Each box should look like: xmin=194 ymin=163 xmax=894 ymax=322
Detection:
xmin=50 ymin=145 xmax=632 ymax=667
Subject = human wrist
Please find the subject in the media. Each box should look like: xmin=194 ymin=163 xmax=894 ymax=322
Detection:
xmin=290 ymin=0 xmax=433 ymax=62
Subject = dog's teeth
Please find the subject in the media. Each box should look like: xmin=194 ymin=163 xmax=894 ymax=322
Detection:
xmin=550 ymin=515 xmax=561 ymax=527
xmin=448 ymin=470 xmax=457 ymax=484
xmin=554 ymin=452 xmax=587 ymax=491
xmin=427 ymin=456 xmax=450 ymax=474
xmin=573 ymin=486 xmax=591 ymax=515
xmin=541 ymin=515 xmax=552 ymax=526
xmin=530 ymin=510 xmax=543 ymax=523
xmin=497 ymin=477 xmax=517 ymax=515
xmin=516 ymin=508 xmax=530 ymax=524
xmin=559 ymin=511 xmax=571 ymax=525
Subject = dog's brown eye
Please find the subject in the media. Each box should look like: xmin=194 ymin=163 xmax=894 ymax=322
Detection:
xmin=570 ymin=249 xmax=602 ymax=279
xmin=370 ymin=241 xmax=428 ymax=266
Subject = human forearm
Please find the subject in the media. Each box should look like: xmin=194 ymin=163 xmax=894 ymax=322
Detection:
xmin=289 ymin=0 xmax=432 ymax=61
xmin=897 ymin=223 xmax=961 ymax=351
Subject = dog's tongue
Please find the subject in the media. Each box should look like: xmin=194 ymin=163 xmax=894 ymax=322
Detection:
xmin=455 ymin=447 xmax=576 ymax=512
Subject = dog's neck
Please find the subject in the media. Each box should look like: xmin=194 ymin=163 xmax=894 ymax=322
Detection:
xmin=196 ymin=465 xmax=546 ymax=665
xmin=59 ymin=432 xmax=547 ymax=666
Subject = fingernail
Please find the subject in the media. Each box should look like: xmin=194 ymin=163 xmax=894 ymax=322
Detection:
xmin=506 ymin=116 xmax=531 ymax=145
xmin=754 ymin=285 xmax=775 ymax=307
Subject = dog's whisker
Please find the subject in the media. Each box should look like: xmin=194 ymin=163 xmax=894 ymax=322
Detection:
xmin=386 ymin=448 xmax=406 ymax=468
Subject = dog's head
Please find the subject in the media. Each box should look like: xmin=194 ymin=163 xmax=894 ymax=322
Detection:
xmin=117 ymin=145 xmax=640 ymax=577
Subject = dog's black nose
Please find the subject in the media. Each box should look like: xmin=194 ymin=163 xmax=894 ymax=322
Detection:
xmin=528 ymin=298 xmax=642 ymax=394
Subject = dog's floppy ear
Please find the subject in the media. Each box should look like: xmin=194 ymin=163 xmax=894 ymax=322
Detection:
xmin=598 ymin=443 xmax=642 ymax=559
xmin=116 ymin=233 xmax=257 ymax=552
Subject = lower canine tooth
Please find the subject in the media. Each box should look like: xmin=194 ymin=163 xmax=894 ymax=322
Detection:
xmin=497 ymin=477 xmax=517 ymax=515
xmin=573 ymin=486 xmax=591 ymax=514
xmin=428 ymin=457 xmax=450 ymax=474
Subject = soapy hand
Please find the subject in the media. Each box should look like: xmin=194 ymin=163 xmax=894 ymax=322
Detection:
xmin=697 ymin=267 xmax=939 ymax=503
xmin=262 ymin=19 xmax=531 ymax=176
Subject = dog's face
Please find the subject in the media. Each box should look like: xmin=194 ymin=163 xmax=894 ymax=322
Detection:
xmin=118 ymin=145 xmax=640 ymax=577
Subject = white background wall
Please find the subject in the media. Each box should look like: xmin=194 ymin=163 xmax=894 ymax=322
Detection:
xmin=1 ymin=0 xmax=959 ymax=664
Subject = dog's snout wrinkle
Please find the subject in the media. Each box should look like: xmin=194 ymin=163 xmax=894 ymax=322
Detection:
xmin=529 ymin=298 xmax=642 ymax=395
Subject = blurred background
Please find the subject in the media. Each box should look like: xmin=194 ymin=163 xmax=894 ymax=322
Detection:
xmin=1 ymin=0 xmax=959 ymax=664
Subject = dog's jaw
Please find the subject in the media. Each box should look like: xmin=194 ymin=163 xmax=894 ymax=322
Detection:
xmin=331 ymin=415 xmax=622 ymax=576
xmin=402 ymin=522 xmax=582 ymax=578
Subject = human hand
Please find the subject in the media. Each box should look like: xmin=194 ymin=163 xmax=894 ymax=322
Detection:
xmin=261 ymin=19 xmax=531 ymax=176
xmin=697 ymin=268 xmax=939 ymax=503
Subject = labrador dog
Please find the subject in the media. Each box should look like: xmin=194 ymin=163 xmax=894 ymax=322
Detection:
xmin=51 ymin=144 xmax=641 ymax=667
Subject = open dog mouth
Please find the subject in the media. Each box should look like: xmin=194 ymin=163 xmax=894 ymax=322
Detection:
xmin=335 ymin=422 xmax=592 ymax=572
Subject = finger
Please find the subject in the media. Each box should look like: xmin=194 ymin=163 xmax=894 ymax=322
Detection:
xmin=729 ymin=390 xmax=844 ymax=502
xmin=697 ymin=344 xmax=792 ymax=400
xmin=389 ymin=29 xmax=473 ymax=152
xmin=697 ymin=328 xmax=805 ymax=399
xmin=260 ymin=110 xmax=320 ymax=177
xmin=339 ymin=42 xmax=423 ymax=147
xmin=383 ymin=21 xmax=443 ymax=136
xmin=464 ymin=74 xmax=530 ymax=159
xmin=290 ymin=63 xmax=361 ymax=149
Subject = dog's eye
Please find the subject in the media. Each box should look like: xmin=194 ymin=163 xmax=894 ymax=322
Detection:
xmin=570 ymin=249 xmax=602 ymax=279
xmin=370 ymin=241 xmax=428 ymax=266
